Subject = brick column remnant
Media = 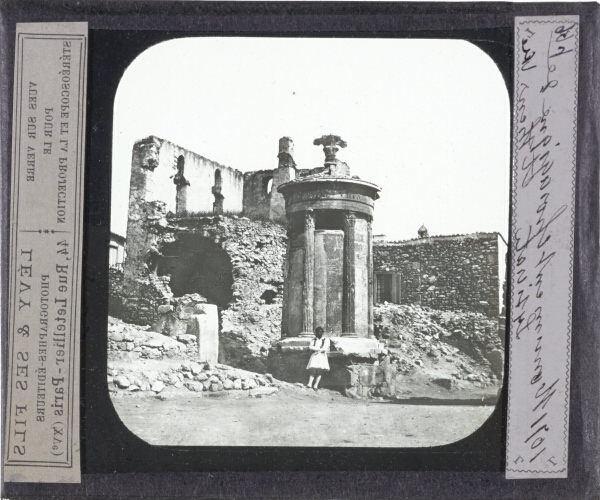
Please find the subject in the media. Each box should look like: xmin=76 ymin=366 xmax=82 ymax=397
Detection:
xmin=270 ymin=137 xmax=297 ymax=223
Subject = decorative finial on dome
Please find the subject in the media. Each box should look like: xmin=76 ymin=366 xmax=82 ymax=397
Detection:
xmin=418 ymin=224 xmax=428 ymax=238
xmin=313 ymin=134 xmax=347 ymax=166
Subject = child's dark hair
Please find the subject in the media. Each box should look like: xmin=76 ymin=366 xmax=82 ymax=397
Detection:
xmin=315 ymin=326 xmax=324 ymax=337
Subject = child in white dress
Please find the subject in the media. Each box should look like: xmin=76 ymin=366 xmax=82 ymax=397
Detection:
xmin=306 ymin=327 xmax=329 ymax=391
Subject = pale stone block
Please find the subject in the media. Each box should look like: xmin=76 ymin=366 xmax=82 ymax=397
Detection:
xmin=187 ymin=304 xmax=219 ymax=363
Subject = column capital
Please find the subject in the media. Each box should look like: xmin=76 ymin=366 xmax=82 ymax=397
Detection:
xmin=304 ymin=210 xmax=315 ymax=228
xmin=343 ymin=211 xmax=358 ymax=226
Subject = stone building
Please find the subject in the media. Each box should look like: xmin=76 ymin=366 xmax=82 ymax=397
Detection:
xmin=373 ymin=229 xmax=507 ymax=317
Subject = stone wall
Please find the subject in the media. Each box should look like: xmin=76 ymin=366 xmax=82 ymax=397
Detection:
xmin=118 ymin=211 xmax=287 ymax=371
xmin=126 ymin=136 xmax=354 ymax=230
xmin=242 ymin=170 xmax=272 ymax=220
xmin=374 ymin=233 xmax=504 ymax=317
xmin=129 ymin=136 xmax=244 ymax=216
xmin=243 ymin=167 xmax=297 ymax=223
xmin=108 ymin=267 xmax=126 ymax=318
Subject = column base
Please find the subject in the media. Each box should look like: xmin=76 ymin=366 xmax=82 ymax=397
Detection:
xmin=272 ymin=336 xmax=385 ymax=357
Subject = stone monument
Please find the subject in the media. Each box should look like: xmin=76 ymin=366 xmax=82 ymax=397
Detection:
xmin=267 ymin=135 xmax=385 ymax=388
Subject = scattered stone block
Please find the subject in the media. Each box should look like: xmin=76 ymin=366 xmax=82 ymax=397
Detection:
xmin=431 ymin=378 xmax=457 ymax=391
xmin=151 ymin=381 xmax=165 ymax=393
xmin=114 ymin=375 xmax=130 ymax=388
xmin=210 ymin=381 xmax=223 ymax=392
xmin=248 ymin=387 xmax=278 ymax=398
xmin=190 ymin=364 xmax=204 ymax=376
xmin=157 ymin=304 xmax=174 ymax=314
xmin=145 ymin=338 xmax=165 ymax=348
xmin=184 ymin=381 xmax=204 ymax=392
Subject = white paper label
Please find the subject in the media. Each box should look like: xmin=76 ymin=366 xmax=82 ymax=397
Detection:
xmin=3 ymin=22 xmax=87 ymax=484
xmin=506 ymin=16 xmax=578 ymax=479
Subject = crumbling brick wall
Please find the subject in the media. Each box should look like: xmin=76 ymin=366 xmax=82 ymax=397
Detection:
xmin=373 ymin=233 xmax=503 ymax=317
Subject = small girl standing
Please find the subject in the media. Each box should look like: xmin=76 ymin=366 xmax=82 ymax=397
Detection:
xmin=306 ymin=327 xmax=330 ymax=391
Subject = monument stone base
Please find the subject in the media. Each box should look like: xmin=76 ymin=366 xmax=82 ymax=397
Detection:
xmin=266 ymin=336 xmax=385 ymax=389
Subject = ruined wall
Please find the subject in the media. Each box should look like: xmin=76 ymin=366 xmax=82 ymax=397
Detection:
xmin=108 ymin=267 xmax=126 ymax=318
xmin=119 ymin=210 xmax=287 ymax=371
xmin=269 ymin=166 xmax=295 ymax=222
xmin=122 ymin=136 xmax=245 ymax=324
xmin=243 ymin=170 xmax=272 ymax=220
xmin=373 ymin=233 xmax=504 ymax=317
xmin=128 ymin=136 xmax=244 ymax=217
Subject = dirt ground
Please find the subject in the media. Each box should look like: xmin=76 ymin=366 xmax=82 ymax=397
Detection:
xmin=111 ymin=385 xmax=496 ymax=447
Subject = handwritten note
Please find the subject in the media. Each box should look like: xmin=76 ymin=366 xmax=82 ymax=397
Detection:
xmin=506 ymin=16 xmax=578 ymax=479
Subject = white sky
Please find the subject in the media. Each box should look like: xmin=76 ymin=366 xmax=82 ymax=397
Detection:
xmin=111 ymin=37 xmax=509 ymax=241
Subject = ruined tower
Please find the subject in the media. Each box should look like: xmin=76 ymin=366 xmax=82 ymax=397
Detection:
xmin=269 ymin=137 xmax=297 ymax=222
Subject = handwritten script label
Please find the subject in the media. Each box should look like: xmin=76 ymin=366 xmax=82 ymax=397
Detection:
xmin=506 ymin=16 xmax=578 ymax=480
xmin=3 ymin=23 xmax=87 ymax=483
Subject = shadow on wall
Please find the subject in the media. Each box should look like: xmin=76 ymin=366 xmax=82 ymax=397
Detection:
xmin=157 ymin=233 xmax=234 ymax=308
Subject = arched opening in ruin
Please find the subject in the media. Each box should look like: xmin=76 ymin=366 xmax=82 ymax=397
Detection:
xmin=265 ymin=177 xmax=273 ymax=195
xmin=156 ymin=234 xmax=234 ymax=308
xmin=174 ymin=155 xmax=189 ymax=213
xmin=260 ymin=289 xmax=277 ymax=304
xmin=212 ymin=169 xmax=224 ymax=214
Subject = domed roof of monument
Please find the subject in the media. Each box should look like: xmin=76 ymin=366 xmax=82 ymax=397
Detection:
xmin=278 ymin=134 xmax=381 ymax=201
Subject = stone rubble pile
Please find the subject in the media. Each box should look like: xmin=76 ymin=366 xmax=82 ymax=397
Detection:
xmin=107 ymin=360 xmax=281 ymax=397
xmin=108 ymin=317 xmax=196 ymax=359
xmin=374 ymin=303 xmax=504 ymax=380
